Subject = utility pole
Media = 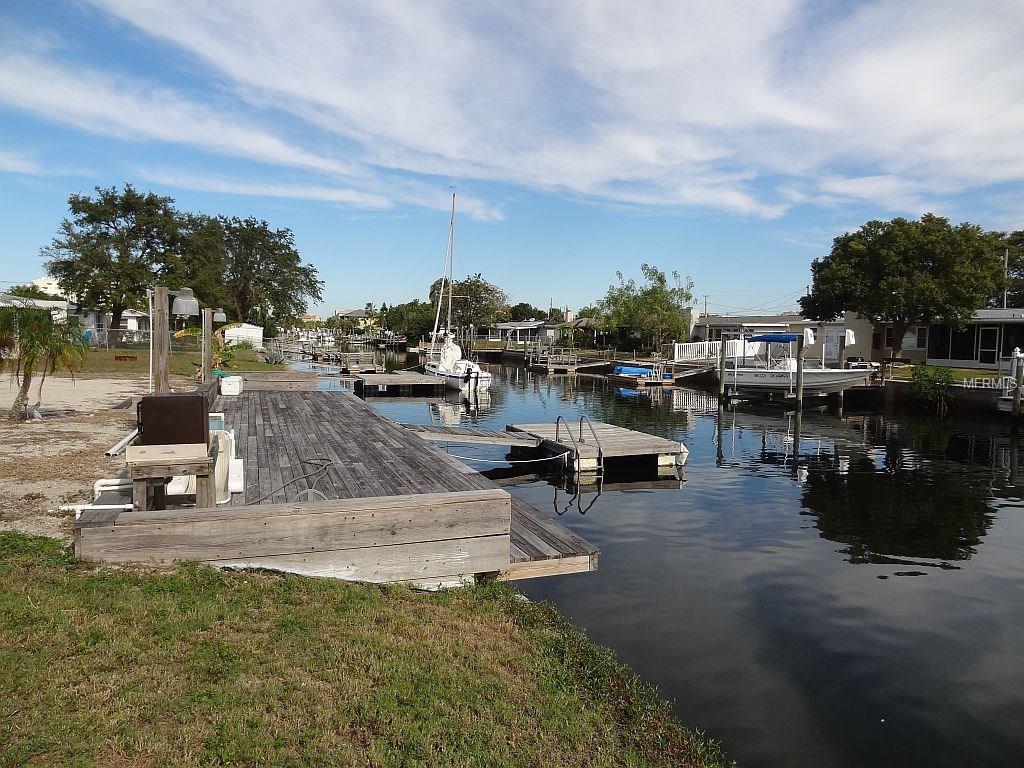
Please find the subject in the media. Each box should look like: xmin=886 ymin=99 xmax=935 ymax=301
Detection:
xmin=1005 ymin=247 xmax=1010 ymax=309
xmin=703 ymin=294 xmax=708 ymax=317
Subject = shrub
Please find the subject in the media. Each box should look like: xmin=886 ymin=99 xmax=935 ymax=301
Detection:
xmin=910 ymin=365 xmax=955 ymax=414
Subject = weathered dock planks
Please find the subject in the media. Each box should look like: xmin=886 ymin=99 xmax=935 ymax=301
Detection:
xmin=401 ymin=423 xmax=543 ymax=447
xmin=76 ymin=390 xmax=598 ymax=583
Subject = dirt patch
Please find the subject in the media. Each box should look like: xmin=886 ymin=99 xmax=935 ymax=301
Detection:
xmin=0 ymin=410 xmax=134 ymax=540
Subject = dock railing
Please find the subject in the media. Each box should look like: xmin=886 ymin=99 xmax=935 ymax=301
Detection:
xmin=673 ymin=339 xmax=763 ymax=363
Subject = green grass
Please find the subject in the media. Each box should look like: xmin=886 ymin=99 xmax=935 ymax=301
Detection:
xmin=0 ymin=533 xmax=729 ymax=768
xmin=887 ymin=365 xmax=1002 ymax=383
xmin=69 ymin=347 xmax=285 ymax=376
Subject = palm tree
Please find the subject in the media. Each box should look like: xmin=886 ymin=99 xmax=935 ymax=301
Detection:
xmin=0 ymin=301 xmax=87 ymax=421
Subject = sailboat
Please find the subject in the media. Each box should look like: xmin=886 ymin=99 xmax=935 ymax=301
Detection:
xmin=424 ymin=193 xmax=493 ymax=392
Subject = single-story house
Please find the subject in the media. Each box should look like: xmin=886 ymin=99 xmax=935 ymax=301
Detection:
xmin=493 ymin=320 xmax=563 ymax=346
xmin=874 ymin=308 xmax=1024 ymax=370
xmin=693 ymin=312 xmax=875 ymax=363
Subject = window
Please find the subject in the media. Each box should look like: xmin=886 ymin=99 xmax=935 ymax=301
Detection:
xmin=950 ymin=325 xmax=977 ymax=360
xmin=884 ymin=325 xmax=927 ymax=350
xmin=928 ymin=325 xmax=951 ymax=359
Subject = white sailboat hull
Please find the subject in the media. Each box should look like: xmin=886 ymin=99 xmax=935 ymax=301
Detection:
xmin=714 ymin=367 xmax=869 ymax=394
xmin=424 ymin=361 xmax=493 ymax=391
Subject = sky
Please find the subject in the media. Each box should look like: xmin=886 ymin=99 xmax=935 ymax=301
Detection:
xmin=1 ymin=0 xmax=1023 ymax=317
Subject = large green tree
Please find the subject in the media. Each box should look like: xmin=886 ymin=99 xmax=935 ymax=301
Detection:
xmin=599 ymin=264 xmax=693 ymax=351
xmin=800 ymin=214 xmax=1006 ymax=357
xmin=428 ymin=273 xmax=509 ymax=328
xmin=381 ymin=300 xmax=436 ymax=339
xmin=162 ymin=214 xmax=232 ymax=314
xmin=508 ymin=302 xmax=547 ymax=322
xmin=218 ymin=217 xmax=323 ymax=326
xmin=43 ymin=184 xmax=180 ymax=329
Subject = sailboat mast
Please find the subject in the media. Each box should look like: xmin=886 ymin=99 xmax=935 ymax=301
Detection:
xmin=429 ymin=192 xmax=457 ymax=357
xmin=447 ymin=192 xmax=455 ymax=332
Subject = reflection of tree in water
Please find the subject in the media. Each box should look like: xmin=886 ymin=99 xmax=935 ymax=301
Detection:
xmin=801 ymin=452 xmax=994 ymax=562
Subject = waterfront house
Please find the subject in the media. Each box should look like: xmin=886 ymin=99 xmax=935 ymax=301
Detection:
xmin=693 ymin=312 xmax=875 ymax=363
xmin=333 ymin=307 xmax=374 ymax=328
xmin=873 ymin=308 xmax=1024 ymax=370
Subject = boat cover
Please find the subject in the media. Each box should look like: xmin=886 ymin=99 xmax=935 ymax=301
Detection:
xmin=613 ymin=365 xmax=654 ymax=376
xmin=747 ymin=333 xmax=800 ymax=343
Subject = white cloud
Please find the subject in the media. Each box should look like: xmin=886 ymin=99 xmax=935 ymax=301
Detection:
xmin=6 ymin=1 xmax=1024 ymax=220
xmin=137 ymin=171 xmax=394 ymax=209
xmin=0 ymin=53 xmax=359 ymax=178
xmin=0 ymin=149 xmax=40 ymax=175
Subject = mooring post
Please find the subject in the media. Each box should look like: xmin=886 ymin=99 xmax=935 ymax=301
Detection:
xmin=795 ymin=333 xmax=805 ymax=411
xmin=836 ymin=334 xmax=847 ymax=416
xmin=1014 ymin=349 xmax=1023 ymax=418
xmin=201 ymin=308 xmax=213 ymax=382
xmin=153 ymin=286 xmax=171 ymax=393
xmin=718 ymin=340 xmax=727 ymax=399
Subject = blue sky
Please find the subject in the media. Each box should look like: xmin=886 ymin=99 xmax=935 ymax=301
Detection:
xmin=2 ymin=1 xmax=1022 ymax=316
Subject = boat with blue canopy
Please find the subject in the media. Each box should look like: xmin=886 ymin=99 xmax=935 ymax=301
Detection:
xmin=713 ymin=330 xmax=871 ymax=395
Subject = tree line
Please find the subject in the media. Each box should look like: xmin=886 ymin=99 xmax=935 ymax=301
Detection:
xmin=329 ymin=265 xmax=695 ymax=352
xmin=40 ymin=184 xmax=323 ymax=331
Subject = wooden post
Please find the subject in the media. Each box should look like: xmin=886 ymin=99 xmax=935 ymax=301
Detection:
xmin=201 ymin=308 xmax=213 ymax=382
xmin=153 ymin=286 xmax=171 ymax=393
xmin=718 ymin=340 xmax=727 ymax=399
xmin=795 ymin=333 xmax=805 ymax=411
xmin=1013 ymin=352 xmax=1023 ymax=418
xmin=836 ymin=335 xmax=847 ymax=416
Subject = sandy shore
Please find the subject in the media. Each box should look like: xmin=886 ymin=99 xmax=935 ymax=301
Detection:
xmin=0 ymin=374 xmax=162 ymax=541
xmin=0 ymin=374 xmax=152 ymax=414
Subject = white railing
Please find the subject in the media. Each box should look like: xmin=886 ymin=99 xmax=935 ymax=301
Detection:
xmin=673 ymin=339 xmax=764 ymax=362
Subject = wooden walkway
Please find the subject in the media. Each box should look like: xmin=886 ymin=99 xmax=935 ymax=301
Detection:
xmin=217 ymin=391 xmax=597 ymax=578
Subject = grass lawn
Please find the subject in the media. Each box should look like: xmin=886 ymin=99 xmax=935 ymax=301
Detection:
xmin=0 ymin=533 xmax=729 ymax=768
xmin=70 ymin=347 xmax=285 ymax=377
xmin=886 ymin=365 xmax=1003 ymax=383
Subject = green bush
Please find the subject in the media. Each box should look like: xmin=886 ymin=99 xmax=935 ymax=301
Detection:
xmin=910 ymin=365 xmax=955 ymax=412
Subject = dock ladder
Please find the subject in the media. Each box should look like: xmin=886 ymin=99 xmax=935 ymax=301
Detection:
xmin=555 ymin=415 xmax=605 ymax=475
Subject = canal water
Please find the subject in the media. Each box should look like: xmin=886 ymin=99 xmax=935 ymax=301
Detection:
xmin=351 ymin=357 xmax=1022 ymax=767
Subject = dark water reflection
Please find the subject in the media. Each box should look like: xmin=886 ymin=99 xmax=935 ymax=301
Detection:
xmin=368 ymin=362 xmax=1024 ymax=768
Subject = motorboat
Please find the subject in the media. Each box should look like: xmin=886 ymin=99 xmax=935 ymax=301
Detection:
xmin=713 ymin=331 xmax=870 ymax=395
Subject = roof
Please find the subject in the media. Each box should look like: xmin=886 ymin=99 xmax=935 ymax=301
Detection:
xmin=971 ymin=308 xmax=1024 ymax=321
xmin=334 ymin=308 xmax=369 ymax=318
xmin=0 ymin=293 xmax=68 ymax=310
xmin=496 ymin=320 xmax=546 ymax=330
xmin=699 ymin=312 xmax=848 ymax=327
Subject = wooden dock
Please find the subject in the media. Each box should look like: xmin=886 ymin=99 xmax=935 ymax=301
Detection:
xmin=507 ymin=420 xmax=687 ymax=472
xmin=75 ymin=390 xmax=597 ymax=584
xmin=401 ymin=424 xmax=543 ymax=447
xmin=354 ymin=372 xmax=445 ymax=397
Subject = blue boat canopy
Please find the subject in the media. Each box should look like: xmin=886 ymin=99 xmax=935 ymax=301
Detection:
xmin=747 ymin=332 xmax=800 ymax=343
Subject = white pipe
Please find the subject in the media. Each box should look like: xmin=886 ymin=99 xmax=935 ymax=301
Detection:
xmin=105 ymin=429 xmax=139 ymax=456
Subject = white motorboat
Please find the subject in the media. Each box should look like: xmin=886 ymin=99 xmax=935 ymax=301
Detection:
xmin=424 ymin=192 xmax=492 ymax=392
xmin=713 ymin=331 xmax=870 ymax=395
